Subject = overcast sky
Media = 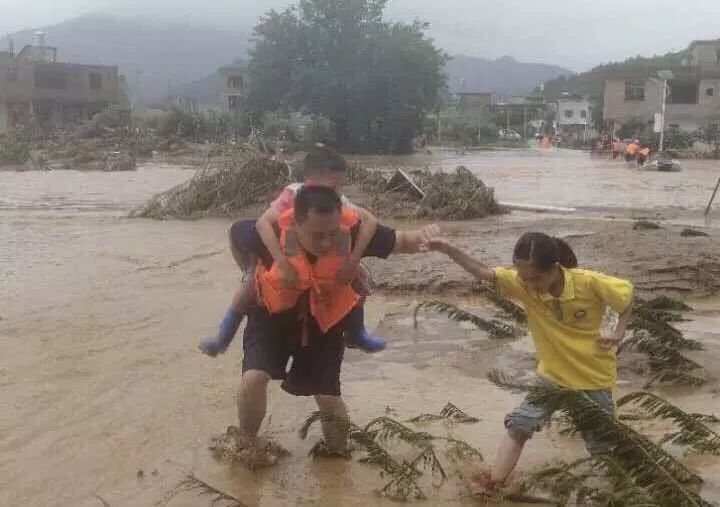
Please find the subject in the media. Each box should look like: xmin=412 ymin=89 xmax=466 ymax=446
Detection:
xmin=1 ymin=0 xmax=719 ymax=71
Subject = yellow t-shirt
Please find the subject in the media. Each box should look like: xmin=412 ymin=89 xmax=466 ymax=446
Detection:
xmin=494 ymin=267 xmax=633 ymax=390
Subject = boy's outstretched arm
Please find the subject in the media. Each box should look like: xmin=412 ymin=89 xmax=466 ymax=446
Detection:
xmin=426 ymin=237 xmax=495 ymax=283
xmin=256 ymin=206 xmax=297 ymax=286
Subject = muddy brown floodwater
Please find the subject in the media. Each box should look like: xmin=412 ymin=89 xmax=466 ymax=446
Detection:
xmin=2 ymin=148 xmax=720 ymax=507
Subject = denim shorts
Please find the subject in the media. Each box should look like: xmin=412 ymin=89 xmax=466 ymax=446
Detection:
xmin=504 ymin=375 xmax=615 ymax=455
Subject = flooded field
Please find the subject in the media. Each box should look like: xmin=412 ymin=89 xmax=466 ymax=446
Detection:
xmin=2 ymin=148 xmax=720 ymax=506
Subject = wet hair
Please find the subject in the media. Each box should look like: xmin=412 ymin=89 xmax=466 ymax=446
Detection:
xmin=294 ymin=185 xmax=342 ymax=222
xmin=303 ymin=143 xmax=348 ymax=177
xmin=513 ymin=232 xmax=578 ymax=271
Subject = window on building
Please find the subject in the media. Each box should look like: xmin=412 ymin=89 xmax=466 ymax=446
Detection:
xmin=625 ymin=80 xmax=645 ymax=101
xmin=580 ymin=110 xmax=587 ymax=119
xmin=668 ymin=80 xmax=699 ymax=104
xmin=34 ymin=68 xmax=67 ymax=90
xmin=228 ymin=96 xmax=242 ymax=110
xmin=707 ymin=87 xmax=715 ymax=97
xmin=564 ymin=109 xmax=573 ymax=119
xmin=228 ymin=76 xmax=244 ymax=90
xmin=89 ymin=73 xmax=103 ymax=90
xmin=7 ymin=67 xmax=18 ymax=81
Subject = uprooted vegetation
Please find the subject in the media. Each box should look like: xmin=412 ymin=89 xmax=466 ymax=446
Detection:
xmin=348 ymin=164 xmax=504 ymax=220
xmin=130 ymin=143 xmax=290 ymax=219
xmin=132 ymin=143 xmax=504 ymax=220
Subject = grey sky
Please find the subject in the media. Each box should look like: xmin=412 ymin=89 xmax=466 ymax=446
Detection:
xmin=1 ymin=0 xmax=719 ymax=71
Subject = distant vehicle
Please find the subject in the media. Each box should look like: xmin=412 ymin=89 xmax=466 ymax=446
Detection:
xmin=645 ymin=151 xmax=682 ymax=172
xmin=498 ymin=129 xmax=522 ymax=140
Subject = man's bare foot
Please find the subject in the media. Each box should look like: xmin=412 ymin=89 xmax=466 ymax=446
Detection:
xmin=210 ymin=426 xmax=289 ymax=468
xmin=237 ymin=446 xmax=279 ymax=469
xmin=468 ymin=470 xmax=504 ymax=496
xmin=309 ymin=439 xmax=351 ymax=459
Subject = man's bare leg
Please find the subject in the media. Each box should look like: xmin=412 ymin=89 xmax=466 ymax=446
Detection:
xmin=314 ymin=395 xmax=349 ymax=453
xmin=237 ymin=369 xmax=271 ymax=446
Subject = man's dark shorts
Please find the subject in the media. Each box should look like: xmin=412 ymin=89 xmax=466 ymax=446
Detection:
xmin=242 ymin=305 xmax=345 ymax=397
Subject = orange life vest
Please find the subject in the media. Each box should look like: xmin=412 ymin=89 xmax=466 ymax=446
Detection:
xmin=255 ymin=208 xmax=361 ymax=337
xmin=626 ymin=143 xmax=639 ymax=155
xmin=639 ymin=147 xmax=650 ymax=157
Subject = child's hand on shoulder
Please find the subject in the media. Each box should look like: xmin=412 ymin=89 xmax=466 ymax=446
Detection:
xmin=278 ymin=258 xmax=299 ymax=288
xmin=336 ymin=258 xmax=359 ymax=284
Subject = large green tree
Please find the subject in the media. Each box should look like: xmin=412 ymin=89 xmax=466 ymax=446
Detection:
xmin=247 ymin=0 xmax=446 ymax=153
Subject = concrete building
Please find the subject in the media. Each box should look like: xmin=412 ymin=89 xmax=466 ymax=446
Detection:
xmin=556 ymin=93 xmax=594 ymax=141
xmin=493 ymin=95 xmax=546 ymax=137
xmin=603 ymin=39 xmax=720 ymax=133
xmin=0 ymin=33 xmax=121 ymax=133
xmin=218 ymin=63 xmax=248 ymax=113
xmin=457 ymin=92 xmax=494 ymax=116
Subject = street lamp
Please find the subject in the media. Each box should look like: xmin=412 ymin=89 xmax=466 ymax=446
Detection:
xmin=656 ymin=70 xmax=674 ymax=153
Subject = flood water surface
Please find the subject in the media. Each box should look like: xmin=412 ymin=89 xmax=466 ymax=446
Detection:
xmin=2 ymin=151 xmax=720 ymax=506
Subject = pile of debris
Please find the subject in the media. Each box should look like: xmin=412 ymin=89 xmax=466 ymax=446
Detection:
xmin=131 ymin=143 xmax=289 ymax=219
xmin=351 ymin=165 xmax=504 ymax=220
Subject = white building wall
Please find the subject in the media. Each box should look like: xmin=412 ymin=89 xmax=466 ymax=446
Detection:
xmin=557 ymin=99 xmax=592 ymax=126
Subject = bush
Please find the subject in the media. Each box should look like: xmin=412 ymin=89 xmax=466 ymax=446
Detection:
xmin=439 ymin=114 xmax=479 ymax=146
xmin=260 ymin=112 xmax=334 ymax=149
xmin=477 ymin=125 xmax=499 ymax=142
xmin=155 ymin=108 xmax=246 ymax=142
xmin=92 ymin=106 xmax=131 ymax=130
xmin=0 ymin=131 xmax=31 ymax=165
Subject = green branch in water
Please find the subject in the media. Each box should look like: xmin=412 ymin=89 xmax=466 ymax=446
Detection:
xmin=621 ymin=331 xmax=708 ymax=388
xmin=406 ymin=402 xmax=480 ymax=424
xmin=618 ymin=392 xmax=720 ymax=455
xmin=477 ymin=285 xmax=528 ymax=324
xmin=413 ymin=300 xmax=515 ymax=338
xmin=299 ymin=409 xmax=483 ymax=502
xmin=172 ymin=473 xmax=249 ymax=507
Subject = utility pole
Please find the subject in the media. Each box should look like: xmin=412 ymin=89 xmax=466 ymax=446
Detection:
xmin=656 ymin=70 xmax=674 ymax=152
xmin=659 ymin=78 xmax=668 ymax=152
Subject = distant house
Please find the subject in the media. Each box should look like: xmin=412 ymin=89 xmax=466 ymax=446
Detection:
xmin=218 ymin=63 xmax=248 ymax=113
xmin=0 ymin=32 xmax=121 ymax=133
xmin=603 ymin=39 xmax=720 ymax=133
xmin=493 ymin=94 xmax=546 ymax=137
xmin=457 ymin=92 xmax=494 ymax=115
xmin=555 ymin=93 xmax=594 ymax=141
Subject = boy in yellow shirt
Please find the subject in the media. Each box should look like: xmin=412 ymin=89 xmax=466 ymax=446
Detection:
xmin=427 ymin=232 xmax=633 ymax=494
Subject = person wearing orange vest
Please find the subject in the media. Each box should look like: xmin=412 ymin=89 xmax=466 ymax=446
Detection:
xmin=199 ymin=146 xmax=386 ymax=357
xmin=637 ymin=145 xmax=650 ymax=166
xmin=624 ymin=140 xmax=639 ymax=162
xmin=232 ymin=185 xmax=438 ymax=463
